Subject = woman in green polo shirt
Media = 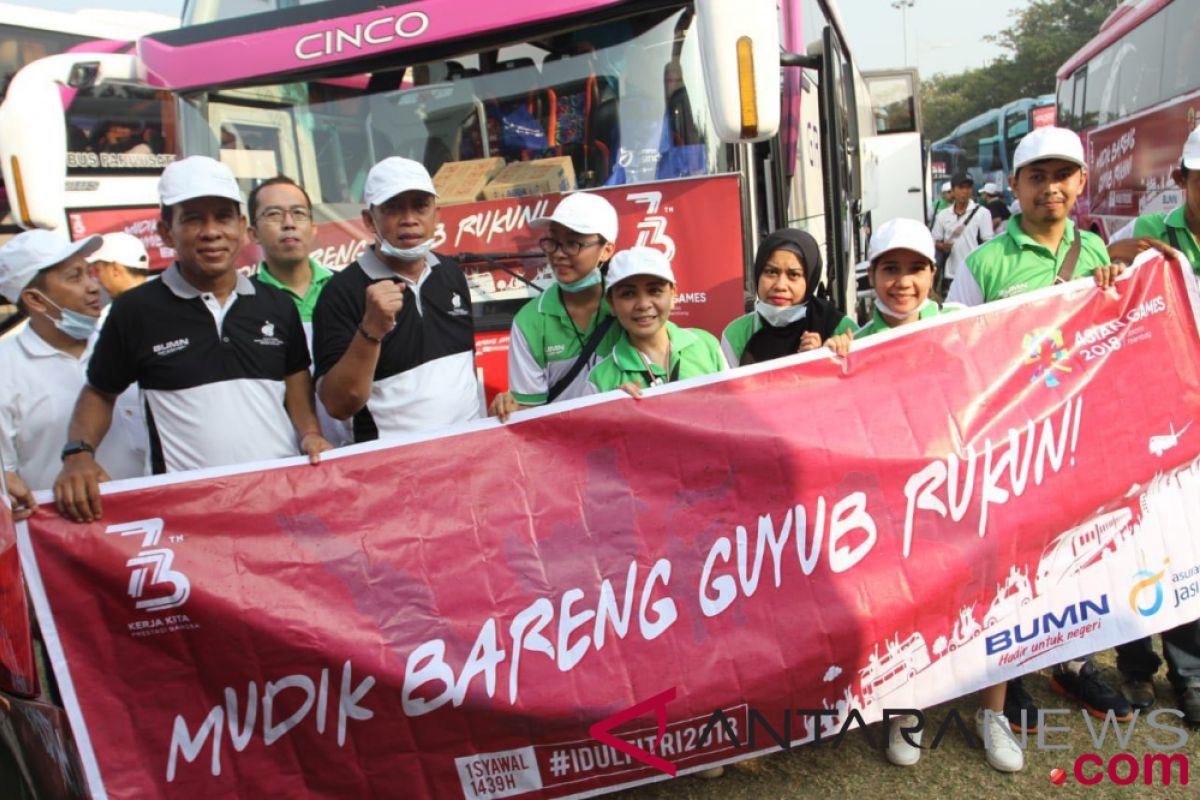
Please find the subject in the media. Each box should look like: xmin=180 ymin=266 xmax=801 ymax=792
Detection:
xmin=720 ymin=228 xmax=854 ymax=366
xmin=586 ymin=247 xmax=726 ymax=396
xmin=853 ymin=218 xmax=963 ymax=340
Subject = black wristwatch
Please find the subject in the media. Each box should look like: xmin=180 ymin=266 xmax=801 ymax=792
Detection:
xmin=61 ymin=440 xmax=96 ymax=460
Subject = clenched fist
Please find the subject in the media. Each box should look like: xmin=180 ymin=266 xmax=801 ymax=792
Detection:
xmin=362 ymin=280 xmax=405 ymax=340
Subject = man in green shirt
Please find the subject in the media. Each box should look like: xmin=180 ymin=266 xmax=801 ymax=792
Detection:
xmin=249 ymin=176 xmax=333 ymax=325
xmin=947 ymin=127 xmax=1124 ymax=306
xmin=249 ymin=175 xmax=346 ymax=446
xmin=946 ymin=126 xmax=1131 ymax=733
xmin=1109 ymin=126 xmax=1197 ymax=274
xmin=1111 ymin=126 xmax=1200 ymax=723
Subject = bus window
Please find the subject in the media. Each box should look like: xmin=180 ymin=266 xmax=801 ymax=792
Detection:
xmin=64 ymin=84 xmax=174 ymax=172
xmin=865 ymin=74 xmax=916 ymax=134
xmin=1082 ymin=46 xmax=1112 ymax=128
xmin=1070 ymin=69 xmax=1086 ymax=131
xmin=0 ymin=25 xmax=88 ymax=97
xmin=178 ymin=6 xmax=733 ymax=211
xmin=1056 ymin=77 xmax=1072 ymax=131
xmin=1109 ymin=9 xmax=1165 ymax=119
xmin=1163 ymin=1 xmax=1200 ymax=97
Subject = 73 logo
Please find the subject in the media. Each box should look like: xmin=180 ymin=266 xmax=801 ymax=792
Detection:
xmin=106 ymin=518 xmax=190 ymax=612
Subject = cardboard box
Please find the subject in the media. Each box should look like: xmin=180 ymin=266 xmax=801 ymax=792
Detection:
xmin=482 ymin=156 xmax=577 ymax=200
xmin=433 ymin=157 xmax=506 ymax=204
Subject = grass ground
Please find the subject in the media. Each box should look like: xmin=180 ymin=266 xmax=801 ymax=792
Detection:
xmin=618 ymin=649 xmax=1197 ymax=799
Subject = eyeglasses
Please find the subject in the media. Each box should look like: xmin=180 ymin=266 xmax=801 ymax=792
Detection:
xmin=538 ymin=237 xmax=602 ymax=256
xmin=256 ymin=206 xmax=312 ymax=224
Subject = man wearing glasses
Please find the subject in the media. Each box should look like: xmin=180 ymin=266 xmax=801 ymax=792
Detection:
xmin=490 ymin=192 xmax=621 ymax=422
xmin=250 ymin=175 xmax=350 ymax=446
xmin=313 ymin=157 xmax=481 ymax=443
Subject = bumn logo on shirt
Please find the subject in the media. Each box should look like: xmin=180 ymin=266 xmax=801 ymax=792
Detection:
xmin=261 ymin=321 xmax=275 ymax=337
xmin=448 ymin=291 xmax=469 ymax=316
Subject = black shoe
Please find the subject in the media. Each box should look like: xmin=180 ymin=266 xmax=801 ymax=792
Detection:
xmin=1051 ymin=662 xmax=1134 ymax=721
xmin=1004 ymin=677 xmax=1039 ymax=733
xmin=1120 ymin=673 xmax=1156 ymax=710
xmin=1177 ymin=687 xmax=1200 ymax=725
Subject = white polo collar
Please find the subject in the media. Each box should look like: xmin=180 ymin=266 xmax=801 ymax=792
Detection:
xmin=161 ymin=262 xmax=257 ymax=299
xmin=16 ymin=324 xmax=72 ymax=360
xmin=359 ymin=246 xmax=439 ymax=283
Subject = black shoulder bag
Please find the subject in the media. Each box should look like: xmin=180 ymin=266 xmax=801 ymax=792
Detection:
xmin=1054 ymin=230 xmax=1083 ymax=284
xmin=546 ymin=316 xmax=617 ymax=402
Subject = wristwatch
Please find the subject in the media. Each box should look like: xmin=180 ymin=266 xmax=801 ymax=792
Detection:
xmin=61 ymin=440 xmax=95 ymax=460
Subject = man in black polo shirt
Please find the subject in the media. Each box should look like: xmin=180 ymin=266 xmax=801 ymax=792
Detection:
xmin=54 ymin=156 xmax=331 ymax=522
xmin=314 ymin=157 xmax=480 ymax=442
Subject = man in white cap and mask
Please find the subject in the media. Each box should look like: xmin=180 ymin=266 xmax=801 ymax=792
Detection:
xmin=490 ymin=191 xmax=622 ymax=422
xmin=313 ymin=156 xmax=479 ymax=442
xmin=53 ymin=156 xmax=331 ymax=522
xmin=88 ymin=231 xmax=152 ymax=301
xmin=0 ymin=230 xmax=146 ymax=517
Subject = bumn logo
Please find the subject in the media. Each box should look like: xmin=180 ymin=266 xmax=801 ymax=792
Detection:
xmin=261 ymin=321 xmax=275 ymax=337
xmin=106 ymin=518 xmax=190 ymax=612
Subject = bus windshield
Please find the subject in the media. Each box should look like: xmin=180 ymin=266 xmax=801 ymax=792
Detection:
xmin=175 ymin=6 xmax=729 ymax=212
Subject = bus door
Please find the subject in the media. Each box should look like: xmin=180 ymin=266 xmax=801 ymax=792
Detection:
xmin=861 ymin=69 xmax=925 ymax=226
xmin=817 ymin=25 xmax=860 ymax=316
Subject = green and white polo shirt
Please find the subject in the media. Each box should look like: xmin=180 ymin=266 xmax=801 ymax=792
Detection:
xmin=586 ymin=321 xmax=727 ymax=394
xmin=855 ymin=300 xmax=964 ymax=338
xmin=1133 ymin=206 xmax=1200 ymax=274
xmin=508 ymin=284 xmax=623 ymax=404
xmin=719 ymin=312 xmax=855 ymax=366
xmin=948 ymin=216 xmax=1109 ymax=306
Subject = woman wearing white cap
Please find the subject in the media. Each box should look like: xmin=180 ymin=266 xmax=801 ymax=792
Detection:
xmin=490 ymin=192 xmax=623 ymax=422
xmin=853 ymin=219 xmax=963 ymax=339
xmin=585 ymin=246 xmax=726 ymax=396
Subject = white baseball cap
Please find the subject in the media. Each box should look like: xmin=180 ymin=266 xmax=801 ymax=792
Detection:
xmin=606 ymin=246 xmax=675 ymax=288
xmin=158 ymin=156 xmax=243 ymax=207
xmin=0 ymin=229 xmax=101 ymax=302
xmin=939 ymin=181 xmax=951 ymax=193
xmin=531 ymin=192 xmax=618 ymax=243
xmin=1182 ymin=126 xmax=1200 ymax=170
xmin=867 ymin=218 xmax=936 ymax=264
xmin=364 ymin=157 xmax=438 ymax=206
xmin=981 ymin=182 xmax=1001 ymax=196
xmin=89 ymin=232 xmax=149 ymax=271
xmin=1012 ymin=126 xmax=1086 ymax=172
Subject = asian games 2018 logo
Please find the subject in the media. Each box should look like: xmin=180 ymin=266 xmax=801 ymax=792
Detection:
xmin=1023 ymin=327 xmax=1072 ymax=388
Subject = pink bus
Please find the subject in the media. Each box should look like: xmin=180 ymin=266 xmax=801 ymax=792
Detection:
xmin=2 ymin=0 xmax=924 ymax=398
xmin=1056 ymin=0 xmax=1200 ymax=239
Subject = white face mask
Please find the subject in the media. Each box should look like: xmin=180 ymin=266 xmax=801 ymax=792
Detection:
xmin=874 ymin=296 xmax=933 ymax=323
xmin=377 ymin=236 xmax=436 ymax=261
xmin=755 ymin=298 xmax=808 ymax=327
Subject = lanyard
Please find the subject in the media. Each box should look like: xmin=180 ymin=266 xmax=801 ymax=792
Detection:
xmin=638 ymin=348 xmax=679 ymax=387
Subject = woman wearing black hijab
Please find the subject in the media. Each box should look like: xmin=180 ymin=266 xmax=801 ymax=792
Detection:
xmin=719 ymin=229 xmax=854 ymax=366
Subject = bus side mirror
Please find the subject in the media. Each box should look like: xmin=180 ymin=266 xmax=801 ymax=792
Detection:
xmin=0 ymin=53 xmax=137 ymax=231
xmin=694 ymin=0 xmax=780 ymax=143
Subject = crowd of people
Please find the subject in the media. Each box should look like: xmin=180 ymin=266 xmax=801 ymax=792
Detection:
xmin=1 ymin=122 xmax=1198 ymax=777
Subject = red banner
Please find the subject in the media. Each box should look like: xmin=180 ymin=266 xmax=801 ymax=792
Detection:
xmin=67 ymin=207 xmax=175 ymax=271
xmin=18 ymin=254 xmax=1200 ymax=799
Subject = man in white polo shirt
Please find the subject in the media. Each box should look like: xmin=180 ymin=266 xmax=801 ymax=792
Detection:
xmin=931 ymin=172 xmax=994 ymax=292
xmin=53 ymin=156 xmax=331 ymax=522
xmin=313 ymin=157 xmax=480 ymax=442
xmin=0 ymin=230 xmax=146 ymax=499
xmin=88 ymin=232 xmax=152 ymax=301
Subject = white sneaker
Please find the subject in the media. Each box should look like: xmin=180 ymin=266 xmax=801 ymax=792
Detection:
xmin=885 ymin=714 xmax=923 ymax=766
xmin=695 ymin=766 xmax=724 ymax=779
xmin=975 ymin=709 xmax=1024 ymax=772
